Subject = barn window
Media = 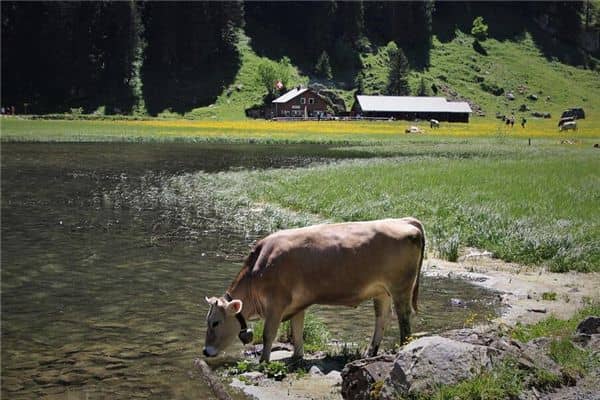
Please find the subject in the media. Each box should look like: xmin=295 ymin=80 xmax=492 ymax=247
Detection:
xmin=309 ymin=98 xmax=315 ymax=104
xmin=300 ymin=98 xmax=306 ymax=104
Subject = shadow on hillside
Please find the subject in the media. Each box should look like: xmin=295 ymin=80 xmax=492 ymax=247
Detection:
xmin=245 ymin=4 xmax=364 ymax=87
xmin=433 ymin=1 xmax=590 ymax=68
xmin=142 ymin=50 xmax=241 ymax=116
xmin=140 ymin=2 xmax=242 ymax=116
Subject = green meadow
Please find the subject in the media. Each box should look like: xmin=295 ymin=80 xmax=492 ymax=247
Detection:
xmin=2 ymin=118 xmax=598 ymax=272
xmin=249 ymin=145 xmax=599 ymax=272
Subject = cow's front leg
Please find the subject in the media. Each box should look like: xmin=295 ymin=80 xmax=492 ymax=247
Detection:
xmin=260 ymin=313 xmax=282 ymax=363
xmin=290 ymin=310 xmax=305 ymax=359
xmin=367 ymin=294 xmax=392 ymax=357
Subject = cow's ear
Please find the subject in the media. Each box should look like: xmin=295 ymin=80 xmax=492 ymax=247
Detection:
xmin=226 ymin=299 xmax=243 ymax=315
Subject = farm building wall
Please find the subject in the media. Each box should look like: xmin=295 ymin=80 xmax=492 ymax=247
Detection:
xmin=273 ymin=90 xmax=328 ymax=118
xmin=352 ymin=108 xmax=469 ymax=122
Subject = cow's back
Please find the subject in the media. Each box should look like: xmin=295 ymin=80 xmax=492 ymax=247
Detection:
xmin=248 ymin=219 xmax=424 ymax=314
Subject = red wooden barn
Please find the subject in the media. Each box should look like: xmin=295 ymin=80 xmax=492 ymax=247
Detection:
xmin=271 ymin=86 xmax=328 ymax=118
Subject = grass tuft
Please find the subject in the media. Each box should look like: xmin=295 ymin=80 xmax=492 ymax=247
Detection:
xmin=251 ymin=311 xmax=331 ymax=353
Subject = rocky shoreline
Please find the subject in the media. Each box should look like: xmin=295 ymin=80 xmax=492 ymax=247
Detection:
xmin=223 ymin=255 xmax=600 ymax=400
xmin=342 ymin=318 xmax=599 ymax=399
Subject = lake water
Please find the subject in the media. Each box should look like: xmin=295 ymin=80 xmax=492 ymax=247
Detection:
xmin=1 ymin=143 xmax=501 ymax=399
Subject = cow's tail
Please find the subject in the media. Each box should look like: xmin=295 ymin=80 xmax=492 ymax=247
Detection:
xmin=404 ymin=218 xmax=425 ymax=314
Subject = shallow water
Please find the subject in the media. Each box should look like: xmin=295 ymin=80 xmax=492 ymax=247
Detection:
xmin=1 ymin=143 xmax=500 ymax=399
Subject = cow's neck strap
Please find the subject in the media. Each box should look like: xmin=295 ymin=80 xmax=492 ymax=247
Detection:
xmin=224 ymin=293 xmax=253 ymax=345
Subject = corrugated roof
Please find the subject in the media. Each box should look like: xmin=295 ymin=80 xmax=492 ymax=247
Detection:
xmin=272 ymin=87 xmax=309 ymax=103
xmin=356 ymin=95 xmax=472 ymax=113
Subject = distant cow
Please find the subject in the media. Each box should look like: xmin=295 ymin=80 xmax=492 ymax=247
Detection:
xmin=203 ymin=218 xmax=425 ymax=362
xmin=430 ymin=119 xmax=439 ymax=128
xmin=405 ymin=126 xmax=423 ymax=134
xmin=558 ymin=116 xmax=575 ymax=127
xmin=560 ymin=121 xmax=577 ymax=131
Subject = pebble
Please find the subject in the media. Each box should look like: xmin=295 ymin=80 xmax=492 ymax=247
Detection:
xmin=309 ymin=365 xmax=323 ymax=376
xmin=325 ymin=370 xmax=342 ymax=382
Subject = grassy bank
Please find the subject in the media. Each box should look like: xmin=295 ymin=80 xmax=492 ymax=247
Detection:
xmin=111 ymin=137 xmax=600 ymax=272
xmin=251 ymin=149 xmax=599 ymax=272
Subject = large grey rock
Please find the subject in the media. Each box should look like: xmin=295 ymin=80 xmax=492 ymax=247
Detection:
xmin=443 ymin=328 xmax=562 ymax=375
xmin=340 ymin=328 xmax=572 ymax=399
xmin=384 ymin=336 xmax=494 ymax=396
xmin=341 ymin=355 xmax=394 ymax=400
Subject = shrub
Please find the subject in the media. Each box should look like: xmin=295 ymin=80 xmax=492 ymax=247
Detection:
xmin=471 ymin=16 xmax=489 ymax=41
xmin=480 ymin=82 xmax=504 ymax=96
xmin=542 ymin=292 xmax=557 ymax=301
xmin=69 ymin=107 xmax=84 ymax=116
xmin=258 ymin=361 xmax=288 ymax=380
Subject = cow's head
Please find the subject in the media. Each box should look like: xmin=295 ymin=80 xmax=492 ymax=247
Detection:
xmin=203 ymin=296 xmax=250 ymax=357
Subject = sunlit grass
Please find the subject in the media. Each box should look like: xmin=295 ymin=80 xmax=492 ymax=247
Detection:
xmin=252 ymin=152 xmax=599 ymax=272
xmin=1 ymin=117 xmax=599 ymax=143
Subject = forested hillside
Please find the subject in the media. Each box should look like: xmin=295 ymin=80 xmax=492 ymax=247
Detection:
xmin=2 ymin=1 xmax=599 ymax=117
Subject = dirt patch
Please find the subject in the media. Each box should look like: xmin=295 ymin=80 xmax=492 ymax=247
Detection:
xmin=425 ymin=251 xmax=599 ymax=326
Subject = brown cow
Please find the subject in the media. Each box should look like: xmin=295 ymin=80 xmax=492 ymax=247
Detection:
xmin=203 ymin=217 xmax=425 ymax=362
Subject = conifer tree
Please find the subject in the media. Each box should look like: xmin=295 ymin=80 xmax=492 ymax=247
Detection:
xmin=386 ymin=43 xmax=410 ymax=96
xmin=315 ymin=51 xmax=333 ymax=80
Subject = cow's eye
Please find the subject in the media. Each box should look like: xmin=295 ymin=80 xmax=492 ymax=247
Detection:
xmin=211 ymin=321 xmax=219 ymax=328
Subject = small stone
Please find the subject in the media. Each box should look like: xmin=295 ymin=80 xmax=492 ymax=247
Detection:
xmin=309 ymin=365 xmax=323 ymax=376
xmin=240 ymin=371 xmax=265 ymax=384
xmin=269 ymin=350 xmax=293 ymax=361
xmin=450 ymin=298 xmax=467 ymax=307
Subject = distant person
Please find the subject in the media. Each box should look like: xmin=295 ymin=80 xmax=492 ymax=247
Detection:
xmin=510 ymin=115 xmax=515 ymax=128
xmin=521 ymin=117 xmax=527 ymax=128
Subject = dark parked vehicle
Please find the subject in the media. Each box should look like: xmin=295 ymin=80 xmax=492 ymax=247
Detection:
xmin=561 ymin=107 xmax=585 ymax=119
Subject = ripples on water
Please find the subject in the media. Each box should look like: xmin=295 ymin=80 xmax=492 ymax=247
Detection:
xmin=1 ymin=143 xmax=500 ymax=399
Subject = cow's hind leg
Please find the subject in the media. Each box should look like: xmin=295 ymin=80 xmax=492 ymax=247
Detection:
xmin=367 ymin=294 xmax=392 ymax=357
xmin=392 ymin=294 xmax=413 ymax=345
xmin=290 ymin=310 xmax=305 ymax=359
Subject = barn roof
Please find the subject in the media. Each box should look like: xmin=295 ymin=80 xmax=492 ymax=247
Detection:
xmin=355 ymin=95 xmax=472 ymax=113
xmin=272 ymin=87 xmax=309 ymax=103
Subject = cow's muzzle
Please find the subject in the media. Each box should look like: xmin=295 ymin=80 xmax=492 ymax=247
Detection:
xmin=203 ymin=346 xmax=218 ymax=357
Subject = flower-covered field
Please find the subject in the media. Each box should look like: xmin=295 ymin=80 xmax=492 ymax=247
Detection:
xmin=1 ymin=116 xmax=598 ymax=143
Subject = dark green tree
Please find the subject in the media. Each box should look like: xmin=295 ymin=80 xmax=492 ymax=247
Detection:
xmin=334 ymin=1 xmax=365 ymax=44
xmin=386 ymin=43 xmax=410 ymax=96
xmin=355 ymin=71 xmax=366 ymax=95
xmin=315 ymin=51 xmax=333 ymax=80
xmin=416 ymin=77 xmax=430 ymax=96
xmin=471 ymin=16 xmax=488 ymax=41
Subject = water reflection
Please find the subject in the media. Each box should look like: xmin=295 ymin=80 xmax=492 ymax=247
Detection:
xmin=2 ymin=143 xmax=500 ymax=399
